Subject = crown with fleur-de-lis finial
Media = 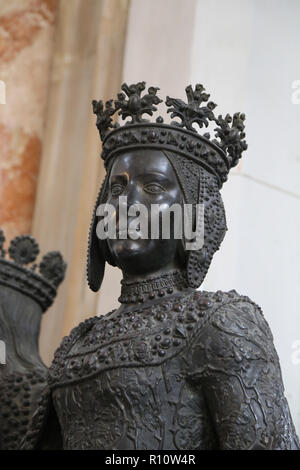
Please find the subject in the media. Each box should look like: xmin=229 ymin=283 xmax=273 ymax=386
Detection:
xmin=0 ymin=229 xmax=66 ymax=311
xmin=92 ymin=82 xmax=247 ymax=187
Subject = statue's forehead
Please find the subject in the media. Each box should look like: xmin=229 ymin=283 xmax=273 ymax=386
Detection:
xmin=110 ymin=150 xmax=174 ymax=176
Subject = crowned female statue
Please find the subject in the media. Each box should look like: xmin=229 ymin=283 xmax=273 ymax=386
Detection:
xmin=20 ymin=82 xmax=299 ymax=450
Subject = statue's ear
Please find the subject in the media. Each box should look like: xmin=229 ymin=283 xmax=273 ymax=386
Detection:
xmin=87 ymin=211 xmax=105 ymax=292
xmin=87 ymin=178 xmax=108 ymax=292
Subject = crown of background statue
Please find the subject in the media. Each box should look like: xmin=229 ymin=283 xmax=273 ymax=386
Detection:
xmin=0 ymin=229 xmax=66 ymax=311
xmin=92 ymin=82 xmax=247 ymax=187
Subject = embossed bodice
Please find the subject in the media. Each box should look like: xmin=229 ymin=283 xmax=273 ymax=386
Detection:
xmin=49 ymin=290 xmax=217 ymax=449
xmin=21 ymin=290 xmax=300 ymax=450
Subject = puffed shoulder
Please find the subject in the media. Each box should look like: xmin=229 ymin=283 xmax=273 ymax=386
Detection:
xmin=188 ymin=290 xmax=300 ymax=450
xmin=51 ymin=308 xmax=116 ymax=361
xmin=51 ymin=316 xmax=99 ymax=361
xmin=191 ymin=289 xmax=279 ymax=365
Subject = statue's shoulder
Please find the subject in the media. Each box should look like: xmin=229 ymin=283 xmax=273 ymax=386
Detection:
xmin=188 ymin=290 xmax=300 ymax=450
xmin=190 ymin=289 xmax=279 ymax=368
xmin=51 ymin=309 xmax=115 ymax=362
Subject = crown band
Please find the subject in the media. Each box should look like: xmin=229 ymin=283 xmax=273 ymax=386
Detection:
xmin=0 ymin=259 xmax=56 ymax=311
xmin=0 ymin=230 xmax=66 ymax=312
xmin=102 ymin=123 xmax=229 ymax=186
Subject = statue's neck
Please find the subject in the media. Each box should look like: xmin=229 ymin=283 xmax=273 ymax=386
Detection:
xmin=118 ymin=268 xmax=189 ymax=306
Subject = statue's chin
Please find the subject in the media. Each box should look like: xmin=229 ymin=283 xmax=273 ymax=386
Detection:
xmin=107 ymin=236 xmax=181 ymax=275
xmin=107 ymin=237 xmax=169 ymax=274
xmin=108 ymin=237 xmax=153 ymax=261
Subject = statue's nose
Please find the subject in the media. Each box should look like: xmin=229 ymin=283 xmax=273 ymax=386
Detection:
xmin=124 ymin=182 xmax=142 ymax=207
xmin=115 ymin=184 xmax=142 ymax=225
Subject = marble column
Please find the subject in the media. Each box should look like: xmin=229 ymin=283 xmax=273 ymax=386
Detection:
xmin=32 ymin=0 xmax=130 ymax=364
xmin=0 ymin=0 xmax=58 ymax=241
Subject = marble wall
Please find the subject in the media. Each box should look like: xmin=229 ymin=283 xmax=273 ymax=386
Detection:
xmin=0 ymin=0 xmax=58 ymax=241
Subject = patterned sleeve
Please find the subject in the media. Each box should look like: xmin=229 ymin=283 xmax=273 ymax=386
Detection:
xmin=189 ymin=296 xmax=300 ymax=450
xmin=20 ymin=384 xmax=63 ymax=449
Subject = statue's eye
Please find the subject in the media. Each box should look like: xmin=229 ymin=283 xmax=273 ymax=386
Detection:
xmin=144 ymin=183 xmax=166 ymax=194
xmin=111 ymin=184 xmax=125 ymax=197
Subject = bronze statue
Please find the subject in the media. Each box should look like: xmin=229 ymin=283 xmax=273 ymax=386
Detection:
xmin=2 ymin=82 xmax=299 ymax=450
xmin=0 ymin=232 xmax=66 ymax=449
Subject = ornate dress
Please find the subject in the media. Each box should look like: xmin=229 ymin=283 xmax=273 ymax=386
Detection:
xmin=22 ymin=288 xmax=299 ymax=450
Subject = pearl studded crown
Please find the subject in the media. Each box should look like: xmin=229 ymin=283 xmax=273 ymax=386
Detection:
xmin=92 ymin=82 xmax=247 ymax=187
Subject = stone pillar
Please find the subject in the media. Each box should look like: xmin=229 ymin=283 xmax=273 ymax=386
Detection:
xmin=0 ymin=0 xmax=58 ymax=241
xmin=32 ymin=0 xmax=130 ymax=364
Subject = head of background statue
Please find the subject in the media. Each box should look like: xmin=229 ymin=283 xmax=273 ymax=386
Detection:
xmin=87 ymin=82 xmax=247 ymax=291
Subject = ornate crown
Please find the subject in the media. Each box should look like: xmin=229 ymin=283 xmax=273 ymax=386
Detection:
xmin=0 ymin=229 xmax=66 ymax=311
xmin=92 ymin=82 xmax=247 ymax=187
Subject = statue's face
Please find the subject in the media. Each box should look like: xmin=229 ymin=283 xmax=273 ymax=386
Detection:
xmin=104 ymin=149 xmax=184 ymax=276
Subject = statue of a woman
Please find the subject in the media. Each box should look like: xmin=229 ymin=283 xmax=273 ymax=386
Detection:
xmin=21 ymin=82 xmax=299 ymax=450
